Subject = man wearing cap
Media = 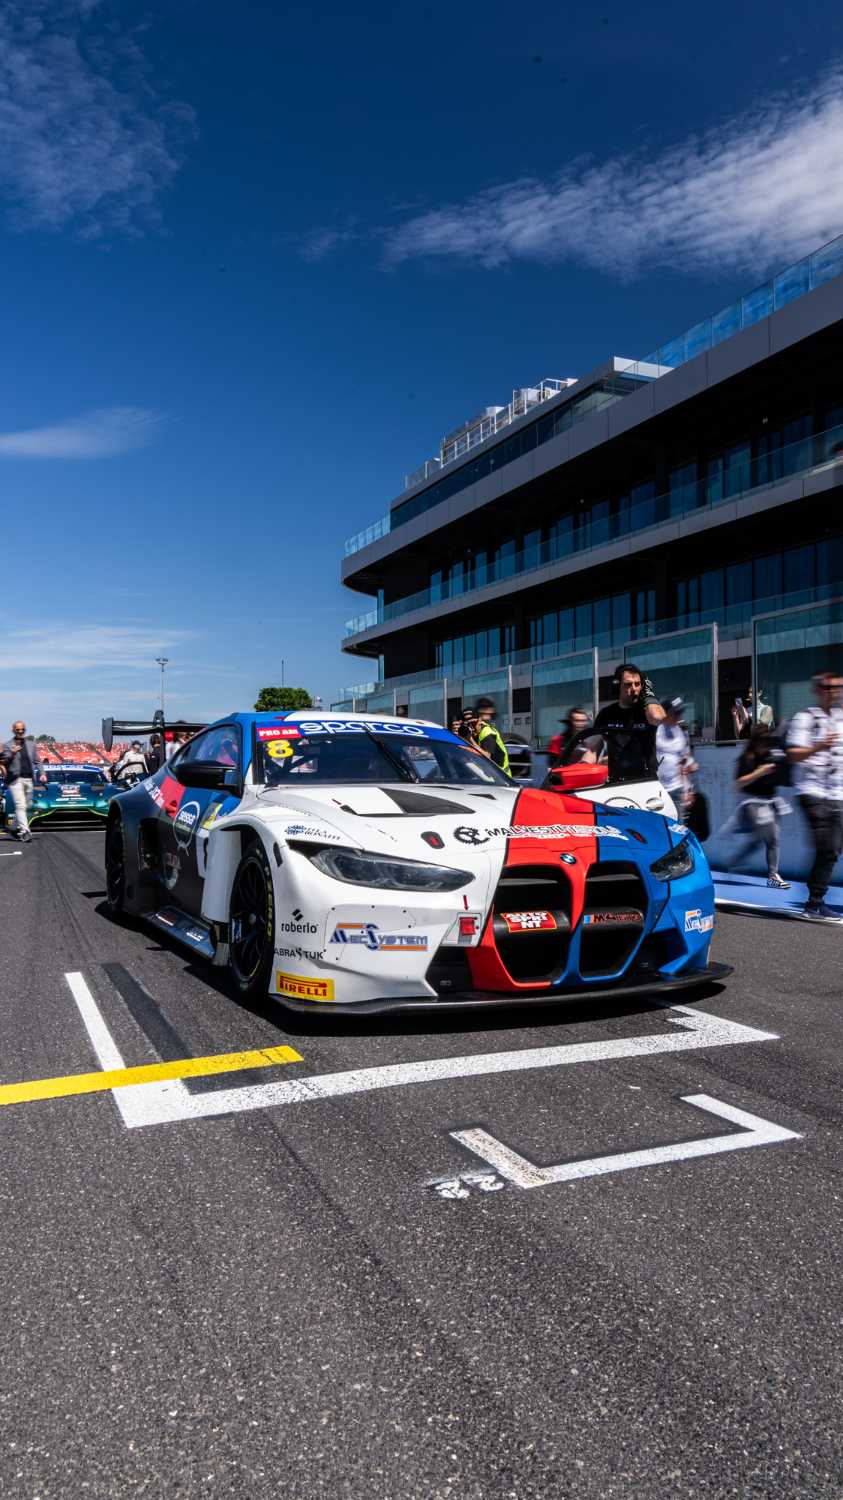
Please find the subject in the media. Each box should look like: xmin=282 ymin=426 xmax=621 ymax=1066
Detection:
xmin=656 ymin=697 xmax=697 ymax=816
xmin=113 ymin=740 xmax=149 ymax=786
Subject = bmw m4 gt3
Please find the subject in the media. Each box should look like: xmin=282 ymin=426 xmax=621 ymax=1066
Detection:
xmin=102 ymin=711 xmax=729 ymax=1013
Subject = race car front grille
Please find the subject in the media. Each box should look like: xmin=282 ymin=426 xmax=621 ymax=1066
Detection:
xmin=580 ymin=863 xmax=647 ymax=978
xmin=491 ymin=866 xmax=572 ymax=983
xmin=30 ymin=808 xmax=107 ymax=827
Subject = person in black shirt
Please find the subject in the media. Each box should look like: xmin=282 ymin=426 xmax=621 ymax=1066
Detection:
xmin=733 ymin=726 xmax=790 ymax=889
xmin=592 ymin=664 xmax=665 ymax=783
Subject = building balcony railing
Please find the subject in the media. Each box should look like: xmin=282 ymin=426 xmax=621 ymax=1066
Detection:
xmin=344 ymin=513 xmax=390 ymax=559
xmin=343 ymin=422 xmax=843 ymax=640
xmin=341 ymin=231 xmax=843 ymax=563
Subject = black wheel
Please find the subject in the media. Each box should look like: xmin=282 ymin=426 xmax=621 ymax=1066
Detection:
xmin=228 ymin=842 xmax=275 ymax=998
xmin=105 ymin=813 xmax=127 ymax=913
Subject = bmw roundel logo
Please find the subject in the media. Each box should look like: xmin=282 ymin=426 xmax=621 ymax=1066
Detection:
xmin=559 ymin=851 xmax=576 ymax=865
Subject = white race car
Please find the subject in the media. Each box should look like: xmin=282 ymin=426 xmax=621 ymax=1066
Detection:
xmin=103 ymin=711 xmax=726 ymax=1014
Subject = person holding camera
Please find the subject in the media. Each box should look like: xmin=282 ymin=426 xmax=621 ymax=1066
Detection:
xmin=592 ymin=665 xmax=665 ymax=783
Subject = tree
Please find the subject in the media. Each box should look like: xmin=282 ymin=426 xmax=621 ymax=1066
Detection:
xmin=35 ymin=734 xmax=55 ymax=744
xmin=254 ymin=686 xmax=313 ymax=712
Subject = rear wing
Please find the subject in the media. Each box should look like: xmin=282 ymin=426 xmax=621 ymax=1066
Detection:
xmin=101 ymin=712 xmax=207 ymax=752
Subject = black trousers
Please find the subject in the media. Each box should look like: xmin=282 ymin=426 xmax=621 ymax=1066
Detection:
xmin=798 ymin=795 xmax=843 ymax=901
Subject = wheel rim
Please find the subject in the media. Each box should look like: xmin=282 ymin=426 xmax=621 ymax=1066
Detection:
xmin=230 ymin=856 xmax=271 ymax=982
xmin=106 ymin=820 xmax=124 ymax=906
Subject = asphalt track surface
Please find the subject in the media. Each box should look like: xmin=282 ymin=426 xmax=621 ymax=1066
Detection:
xmin=1 ymin=829 xmax=841 ymax=1499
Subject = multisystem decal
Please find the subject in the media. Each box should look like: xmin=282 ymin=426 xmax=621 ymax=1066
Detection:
xmin=454 ymin=823 xmax=627 ymax=845
xmin=173 ymin=800 xmax=201 ymax=848
xmin=330 ymin=921 xmax=429 ymax=952
xmin=276 ymin=970 xmax=335 ymax=1001
xmin=685 ymin=908 xmax=715 ymax=934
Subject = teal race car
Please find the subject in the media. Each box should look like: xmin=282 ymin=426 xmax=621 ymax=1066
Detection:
xmin=4 ymin=763 xmax=116 ymax=832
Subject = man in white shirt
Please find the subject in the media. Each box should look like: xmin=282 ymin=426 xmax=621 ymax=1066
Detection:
xmin=656 ymin=697 xmax=697 ymax=817
xmin=786 ymin=671 xmax=843 ymax=920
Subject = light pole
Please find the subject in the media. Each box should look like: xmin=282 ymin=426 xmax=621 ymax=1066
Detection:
xmin=155 ymin=657 xmax=169 ymax=717
xmin=281 ymin=658 xmax=285 ymax=689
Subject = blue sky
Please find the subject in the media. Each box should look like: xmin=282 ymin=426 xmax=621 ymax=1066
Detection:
xmin=1 ymin=0 xmax=842 ymax=735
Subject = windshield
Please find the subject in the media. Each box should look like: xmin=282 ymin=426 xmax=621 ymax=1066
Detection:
xmin=257 ymin=730 xmax=511 ymax=787
xmin=46 ymin=769 xmax=106 ymax=786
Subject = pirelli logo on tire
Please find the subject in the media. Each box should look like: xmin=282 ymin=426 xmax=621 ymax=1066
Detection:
xmin=275 ymin=970 xmax=335 ymax=1002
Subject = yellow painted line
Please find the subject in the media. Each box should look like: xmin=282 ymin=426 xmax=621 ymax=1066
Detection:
xmin=0 ymin=1044 xmax=303 ymax=1108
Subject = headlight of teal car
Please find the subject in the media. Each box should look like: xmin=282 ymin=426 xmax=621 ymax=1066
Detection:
xmin=650 ymin=838 xmax=695 ymax=882
xmin=304 ymin=846 xmax=472 ymax=892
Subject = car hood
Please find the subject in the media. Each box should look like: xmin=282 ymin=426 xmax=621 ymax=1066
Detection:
xmin=249 ymin=781 xmax=673 ymax=866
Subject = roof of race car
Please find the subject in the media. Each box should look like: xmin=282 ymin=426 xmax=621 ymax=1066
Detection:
xmin=223 ymin=709 xmax=456 ymax=740
xmin=48 ymin=762 xmax=106 ymax=772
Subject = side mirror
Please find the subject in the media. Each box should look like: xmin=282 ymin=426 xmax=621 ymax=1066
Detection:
xmin=548 ymin=763 xmax=609 ymax=792
xmin=174 ymin=760 xmax=238 ymax=792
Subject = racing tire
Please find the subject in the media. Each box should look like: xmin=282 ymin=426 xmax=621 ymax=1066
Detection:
xmin=228 ymin=841 xmax=275 ymax=1000
xmin=105 ymin=813 xmax=127 ymax=914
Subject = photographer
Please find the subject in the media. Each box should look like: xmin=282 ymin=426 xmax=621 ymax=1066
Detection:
xmin=592 ymin=664 xmax=665 ymax=783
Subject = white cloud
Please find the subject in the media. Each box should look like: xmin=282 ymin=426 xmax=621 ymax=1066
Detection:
xmin=382 ymin=69 xmax=843 ymax=277
xmin=0 ymin=1 xmax=196 ymax=238
xmin=0 ymin=623 xmax=198 ymax=672
xmin=0 ymin=406 xmax=162 ymax=458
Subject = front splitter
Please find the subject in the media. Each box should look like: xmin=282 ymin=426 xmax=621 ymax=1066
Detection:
xmin=274 ymin=961 xmax=733 ymax=1017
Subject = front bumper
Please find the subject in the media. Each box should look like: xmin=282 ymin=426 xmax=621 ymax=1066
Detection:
xmin=274 ymin=960 xmax=733 ymax=1016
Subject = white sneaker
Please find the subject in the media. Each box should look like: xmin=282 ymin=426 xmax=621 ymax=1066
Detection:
xmin=767 ymin=874 xmax=790 ymax=890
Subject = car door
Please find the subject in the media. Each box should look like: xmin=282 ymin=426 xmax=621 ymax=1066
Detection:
xmin=163 ymin=724 xmax=243 ymax=914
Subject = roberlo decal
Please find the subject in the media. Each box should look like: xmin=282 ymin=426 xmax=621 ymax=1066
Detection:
xmin=278 ymin=913 xmax=319 ymax=935
xmin=330 ymin=921 xmax=429 ymax=953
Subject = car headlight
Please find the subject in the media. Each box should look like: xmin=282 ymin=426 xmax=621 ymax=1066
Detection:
xmin=305 ymin=846 xmax=472 ymax=892
xmin=650 ymin=838 xmax=695 ymax=882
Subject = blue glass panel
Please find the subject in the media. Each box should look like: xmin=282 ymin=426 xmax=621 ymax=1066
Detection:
xmin=658 ymin=336 xmax=685 ymax=368
xmin=685 ymin=320 xmax=711 ymax=359
xmin=741 ymin=284 xmax=772 ymax=326
xmin=809 ymin=236 xmax=843 ymax=288
xmin=774 ymin=258 xmax=810 ymax=309
xmin=705 ymin=456 xmax=723 ymax=503
xmin=711 ymin=302 xmax=741 ymax=345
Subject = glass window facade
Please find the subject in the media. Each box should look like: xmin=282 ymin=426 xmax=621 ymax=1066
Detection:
xmin=676 ymin=540 xmax=843 ymax=629
xmin=754 ymin=599 xmax=843 ymax=725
